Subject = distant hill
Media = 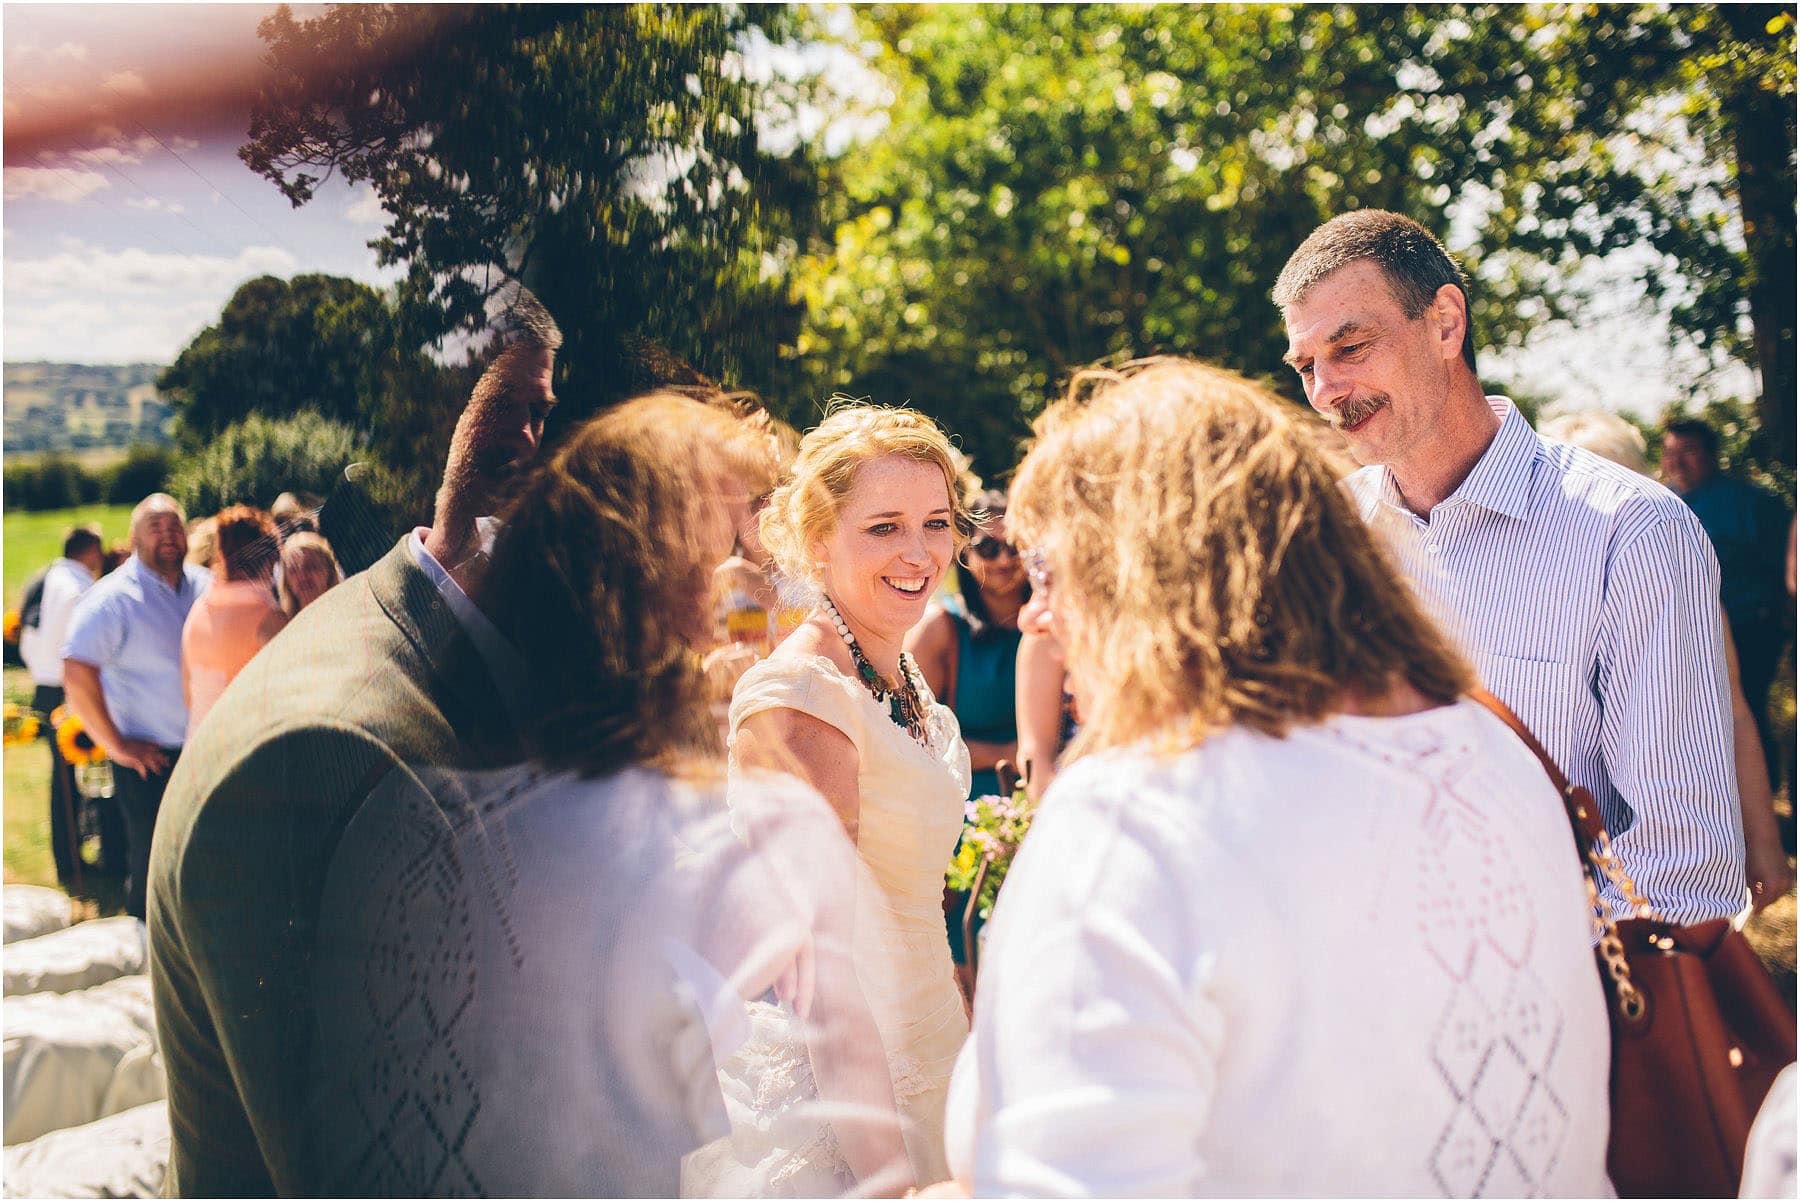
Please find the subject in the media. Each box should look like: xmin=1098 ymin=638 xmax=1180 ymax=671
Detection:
xmin=3 ymin=363 xmax=174 ymax=458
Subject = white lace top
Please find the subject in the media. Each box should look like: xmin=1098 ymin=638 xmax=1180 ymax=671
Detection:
xmin=945 ymin=699 xmax=1612 ymax=1197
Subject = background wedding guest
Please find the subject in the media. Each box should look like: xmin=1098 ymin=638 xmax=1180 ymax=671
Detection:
xmin=270 ymin=490 xmax=322 ymax=539
xmin=1278 ymin=209 xmax=1743 ymax=924
xmin=1541 ymin=410 xmax=1794 ymax=908
xmin=184 ymin=516 xmax=218 ymax=572
xmin=907 ymin=490 xmax=1030 ymax=800
xmin=19 ymin=524 xmax=105 ymax=891
xmin=61 ymin=493 xmax=210 ymax=920
xmin=1661 ymin=416 xmax=1793 ymax=790
xmin=908 ymin=488 xmax=1031 ymax=999
xmin=943 ymin=357 xmax=1610 ymax=1195
xmin=180 ymin=506 xmax=288 ymax=738
xmin=275 ymin=530 xmax=343 ymax=615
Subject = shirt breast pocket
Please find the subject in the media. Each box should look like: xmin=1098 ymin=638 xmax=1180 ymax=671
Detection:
xmin=1473 ymin=652 xmax=1580 ymax=768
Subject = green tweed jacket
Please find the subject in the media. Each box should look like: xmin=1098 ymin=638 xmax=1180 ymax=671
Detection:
xmin=149 ymin=537 xmax=515 ymax=1196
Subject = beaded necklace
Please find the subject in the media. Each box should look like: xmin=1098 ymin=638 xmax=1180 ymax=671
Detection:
xmin=821 ymin=596 xmax=932 ymax=746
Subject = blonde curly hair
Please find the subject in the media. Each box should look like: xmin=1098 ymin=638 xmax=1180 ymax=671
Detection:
xmin=759 ymin=403 xmax=976 ymax=587
xmin=1009 ymin=357 xmax=1473 ymax=759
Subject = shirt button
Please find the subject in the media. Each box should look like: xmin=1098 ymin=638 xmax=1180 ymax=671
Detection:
xmin=1425 ymin=543 xmax=1441 ymax=555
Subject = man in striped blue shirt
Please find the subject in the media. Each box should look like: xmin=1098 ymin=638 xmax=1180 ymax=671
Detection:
xmin=1276 ymin=210 xmax=1745 ymax=924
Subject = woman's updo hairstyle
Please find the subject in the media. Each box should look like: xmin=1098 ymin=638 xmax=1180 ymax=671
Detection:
xmin=759 ymin=403 xmax=976 ymax=587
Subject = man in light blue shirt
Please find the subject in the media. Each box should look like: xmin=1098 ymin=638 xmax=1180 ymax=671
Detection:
xmin=63 ymin=493 xmax=211 ymax=919
xmin=1277 ymin=210 xmax=1745 ymax=924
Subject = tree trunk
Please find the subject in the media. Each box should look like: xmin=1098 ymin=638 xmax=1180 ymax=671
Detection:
xmin=1721 ymin=6 xmax=1797 ymax=469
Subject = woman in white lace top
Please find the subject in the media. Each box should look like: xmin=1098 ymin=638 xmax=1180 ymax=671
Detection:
xmin=939 ymin=359 xmax=1611 ymax=1196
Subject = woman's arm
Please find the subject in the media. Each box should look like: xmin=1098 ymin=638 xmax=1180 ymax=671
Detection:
xmin=1016 ymin=632 xmax=1067 ymax=801
xmin=905 ymin=606 xmax=958 ymax=705
xmin=1720 ymin=613 xmax=1794 ymax=908
xmin=734 ymin=709 xmax=913 ymax=1192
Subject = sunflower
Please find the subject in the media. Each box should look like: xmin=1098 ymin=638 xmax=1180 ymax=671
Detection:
xmin=55 ymin=712 xmax=105 ymax=767
xmin=2 ymin=703 xmax=41 ymax=746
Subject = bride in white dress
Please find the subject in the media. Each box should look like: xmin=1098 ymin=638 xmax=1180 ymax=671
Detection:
xmin=692 ymin=406 xmax=974 ymax=1195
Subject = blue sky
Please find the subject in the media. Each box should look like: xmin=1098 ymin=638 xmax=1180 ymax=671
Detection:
xmin=1 ymin=3 xmax=1753 ymax=419
xmin=3 ymin=4 xmax=399 ymax=366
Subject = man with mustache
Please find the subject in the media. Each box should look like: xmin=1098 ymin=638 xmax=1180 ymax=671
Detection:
xmin=1276 ymin=209 xmax=1744 ymax=925
xmin=149 ymin=284 xmax=560 ymax=1195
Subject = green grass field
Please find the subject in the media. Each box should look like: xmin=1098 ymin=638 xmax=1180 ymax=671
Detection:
xmin=4 ymin=503 xmax=134 ymax=605
xmin=4 ymin=504 xmax=131 ymax=900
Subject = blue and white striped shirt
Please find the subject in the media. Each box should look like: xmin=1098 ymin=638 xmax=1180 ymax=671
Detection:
xmin=1349 ymin=397 xmax=1745 ymax=924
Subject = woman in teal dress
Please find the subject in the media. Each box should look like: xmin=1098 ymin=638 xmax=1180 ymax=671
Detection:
xmin=908 ymin=491 xmax=1029 ymax=798
xmin=907 ymin=490 xmax=1031 ymax=980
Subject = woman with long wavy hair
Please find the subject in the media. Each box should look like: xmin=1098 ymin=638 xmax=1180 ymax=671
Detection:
xmin=940 ymin=358 xmax=1611 ymax=1196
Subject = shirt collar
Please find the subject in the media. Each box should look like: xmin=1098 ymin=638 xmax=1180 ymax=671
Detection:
xmin=123 ymin=553 xmax=197 ymax=597
xmin=53 ymin=557 xmax=94 ymax=585
xmin=1364 ymin=396 xmax=1539 ymax=522
xmin=407 ymin=528 xmax=530 ymax=722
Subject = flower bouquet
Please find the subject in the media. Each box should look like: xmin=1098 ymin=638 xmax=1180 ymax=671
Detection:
xmin=946 ymin=784 xmax=1037 ymax=924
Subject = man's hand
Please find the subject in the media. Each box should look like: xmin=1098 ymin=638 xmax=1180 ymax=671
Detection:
xmin=110 ymin=738 xmax=169 ymax=779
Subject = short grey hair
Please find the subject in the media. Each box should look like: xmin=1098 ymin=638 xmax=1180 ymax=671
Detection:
xmin=486 ymin=282 xmax=562 ymax=353
xmin=1540 ymin=410 xmax=1650 ymax=476
xmin=1274 ymin=210 xmax=1478 ymax=372
xmin=130 ymin=492 xmax=185 ymax=535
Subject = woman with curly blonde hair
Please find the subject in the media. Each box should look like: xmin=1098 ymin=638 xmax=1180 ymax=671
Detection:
xmin=720 ymin=403 xmax=976 ymax=1192
xmin=940 ymin=358 xmax=1610 ymax=1195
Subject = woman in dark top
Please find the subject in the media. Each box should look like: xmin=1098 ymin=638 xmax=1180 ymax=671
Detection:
xmin=907 ymin=490 xmax=1031 ymax=799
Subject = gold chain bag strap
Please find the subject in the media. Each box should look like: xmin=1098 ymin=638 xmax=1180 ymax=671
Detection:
xmin=1469 ymin=688 xmax=1795 ymax=1197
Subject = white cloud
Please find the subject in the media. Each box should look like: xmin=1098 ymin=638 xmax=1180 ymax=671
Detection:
xmin=124 ymin=196 xmax=186 ymax=214
xmin=70 ymin=135 xmax=158 ymax=167
xmin=7 ymin=241 xmax=297 ymax=299
xmin=343 ymin=188 xmax=387 ymax=225
xmin=3 ymin=167 xmax=110 ymax=203
xmin=4 ymin=241 xmax=302 ymax=363
xmin=100 ymin=70 xmax=148 ymax=97
xmin=7 ymin=41 xmax=88 ymax=64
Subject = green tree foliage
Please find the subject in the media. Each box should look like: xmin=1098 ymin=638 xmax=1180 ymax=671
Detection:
xmin=240 ymin=4 xmax=819 ymax=435
xmin=158 ymin=274 xmax=401 ymax=442
xmin=102 ymin=445 xmax=175 ymax=505
xmin=3 ymin=456 xmax=104 ymax=512
xmin=795 ymin=4 xmax=1794 ymax=478
xmin=168 ymin=411 xmax=363 ymax=517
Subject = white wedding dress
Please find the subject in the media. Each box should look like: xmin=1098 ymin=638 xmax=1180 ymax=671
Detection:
xmin=684 ymin=652 xmax=972 ymax=1195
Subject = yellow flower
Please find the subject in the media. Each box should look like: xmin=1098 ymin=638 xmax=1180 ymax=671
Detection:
xmin=2 ymin=609 xmax=20 ymax=645
xmin=55 ymin=713 xmax=103 ymax=767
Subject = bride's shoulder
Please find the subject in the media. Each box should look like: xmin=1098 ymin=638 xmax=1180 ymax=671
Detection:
xmin=730 ymin=628 xmax=867 ymax=743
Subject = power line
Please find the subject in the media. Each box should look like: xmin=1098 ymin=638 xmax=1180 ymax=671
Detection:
xmin=129 ymin=120 xmax=293 ymax=250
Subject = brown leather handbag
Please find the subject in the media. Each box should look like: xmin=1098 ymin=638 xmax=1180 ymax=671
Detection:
xmin=1471 ymin=689 xmax=1796 ymax=1198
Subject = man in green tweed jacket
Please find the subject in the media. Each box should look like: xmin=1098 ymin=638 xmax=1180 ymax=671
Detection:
xmin=149 ymin=290 xmax=559 ymax=1196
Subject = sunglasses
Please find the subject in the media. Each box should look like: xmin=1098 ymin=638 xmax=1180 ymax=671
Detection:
xmin=968 ymin=536 xmax=1019 ymax=561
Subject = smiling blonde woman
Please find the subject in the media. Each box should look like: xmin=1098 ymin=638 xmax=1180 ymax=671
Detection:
xmin=940 ymin=358 xmax=1612 ymax=1196
xmin=711 ymin=404 xmax=976 ymax=1194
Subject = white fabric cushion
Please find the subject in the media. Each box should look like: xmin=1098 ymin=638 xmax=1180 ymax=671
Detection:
xmin=3 ymin=887 xmax=71 ymax=945
xmin=2 ymin=974 xmax=162 ymax=1146
xmin=2 ymin=1100 xmax=168 ymax=1197
xmin=3 ymin=917 xmax=144 ymax=998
